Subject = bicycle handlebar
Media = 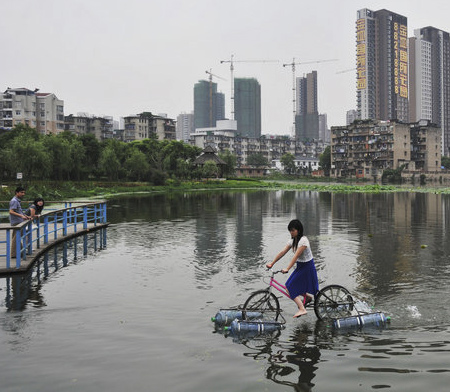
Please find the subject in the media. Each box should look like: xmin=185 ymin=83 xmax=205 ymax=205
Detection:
xmin=266 ymin=269 xmax=284 ymax=275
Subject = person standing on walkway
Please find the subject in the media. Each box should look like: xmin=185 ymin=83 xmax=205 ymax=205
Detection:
xmin=266 ymin=219 xmax=319 ymax=318
xmin=9 ymin=186 xmax=31 ymax=258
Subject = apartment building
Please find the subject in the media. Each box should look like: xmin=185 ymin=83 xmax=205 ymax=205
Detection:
xmin=0 ymin=88 xmax=64 ymax=134
xmin=176 ymin=112 xmax=194 ymax=142
xmin=64 ymin=114 xmax=114 ymax=140
xmin=331 ymin=120 xmax=441 ymax=178
xmin=123 ymin=112 xmax=175 ymax=142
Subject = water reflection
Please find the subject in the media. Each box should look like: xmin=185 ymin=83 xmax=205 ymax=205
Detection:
xmin=1 ymin=228 xmax=107 ymax=312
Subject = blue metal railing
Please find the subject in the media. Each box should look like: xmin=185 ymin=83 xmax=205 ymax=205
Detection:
xmin=0 ymin=201 xmax=107 ymax=271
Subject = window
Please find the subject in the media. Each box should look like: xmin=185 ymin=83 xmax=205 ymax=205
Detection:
xmin=15 ymin=110 xmax=21 ymax=115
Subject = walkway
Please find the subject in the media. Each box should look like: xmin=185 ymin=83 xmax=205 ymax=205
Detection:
xmin=0 ymin=201 xmax=108 ymax=275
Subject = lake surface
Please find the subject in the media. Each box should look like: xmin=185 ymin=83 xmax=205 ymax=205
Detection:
xmin=1 ymin=190 xmax=450 ymax=391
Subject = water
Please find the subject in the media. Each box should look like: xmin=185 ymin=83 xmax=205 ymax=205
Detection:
xmin=1 ymin=190 xmax=450 ymax=391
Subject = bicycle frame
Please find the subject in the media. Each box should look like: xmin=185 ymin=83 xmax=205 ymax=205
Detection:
xmin=268 ymin=271 xmax=291 ymax=298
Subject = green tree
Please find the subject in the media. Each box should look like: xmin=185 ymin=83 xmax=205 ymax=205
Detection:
xmin=319 ymin=146 xmax=331 ymax=176
xmin=8 ymin=132 xmax=51 ymax=180
xmin=57 ymin=132 xmax=87 ymax=181
xmin=79 ymin=133 xmax=101 ymax=177
xmin=281 ymin=153 xmax=296 ymax=174
xmin=98 ymin=145 xmax=121 ymax=180
xmin=125 ymin=148 xmax=150 ymax=181
xmin=247 ymin=153 xmax=268 ymax=167
xmin=202 ymin=161 xmax=219 ymax=178
xmin=442 ymin=156 xmax=450 ymax=169
xmin=219 ymin=150 xmax=237 ymax=177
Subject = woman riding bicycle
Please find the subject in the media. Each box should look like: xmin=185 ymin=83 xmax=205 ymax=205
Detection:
xmin=266 ymin=219 xmax=319 ymax=318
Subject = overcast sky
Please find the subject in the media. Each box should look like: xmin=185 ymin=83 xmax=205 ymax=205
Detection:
xmin=3 ymin=0 xmax=450 ymax=135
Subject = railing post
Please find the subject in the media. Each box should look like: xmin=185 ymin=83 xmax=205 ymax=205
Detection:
xmin=94 ymin=204 xmax=98 ymax=226
xmin=36 ymin=220 xmax=41 ymax=249
xmin=26 ymin=222 xmax=33 ymax=255
xmin=44 ymin=216 xmax=49 ymax=244
xmin=15 ymin=227 xmax=22 ymax=268
xmin=63 ymin=210 xmax=68 ymax=236
xmin=83 ymin=206 xmax=88 ymax=229
xmin=54 ymin=213 xmax=58 ymax=240
xmin=6 ymin=228 xmax=11 ymax=269
xmin=73 ymin=207 xmax=78 ymax=233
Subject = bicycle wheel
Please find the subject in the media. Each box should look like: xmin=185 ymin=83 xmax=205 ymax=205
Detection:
xmin=242 ymin=290 xmax=281 ymax=322
xmin=314 ymin=285 xmax=354 ymax=321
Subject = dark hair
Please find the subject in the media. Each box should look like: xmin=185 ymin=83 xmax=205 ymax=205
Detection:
xmin=288 ymin=219 xmax=304 ymax=251
xmin=15 ymin=186 xmax=25 ymax=193
xmin=33 ymin=198 xmax=45 ymax=214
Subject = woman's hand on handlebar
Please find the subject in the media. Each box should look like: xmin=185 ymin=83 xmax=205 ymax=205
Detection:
xmin=266 ymin=262 xmax=273 ymax=269
xmin=281 ymin=268 xmax=289 ymax=274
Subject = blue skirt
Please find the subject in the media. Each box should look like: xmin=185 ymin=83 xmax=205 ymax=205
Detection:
xmin=285 ymin=259 xmax=319 ymax=299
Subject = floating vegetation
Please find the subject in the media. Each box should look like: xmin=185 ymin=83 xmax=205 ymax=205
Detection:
xmin=262 ymin=182 xmax=450 ymax=194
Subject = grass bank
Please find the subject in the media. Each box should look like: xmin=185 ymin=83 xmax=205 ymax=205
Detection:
xmin=2 ymin=178 xmax=450 ymax=204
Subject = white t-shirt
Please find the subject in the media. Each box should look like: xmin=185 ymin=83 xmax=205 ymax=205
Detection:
xmin=287 ymin=236 xmax=313 ymax=263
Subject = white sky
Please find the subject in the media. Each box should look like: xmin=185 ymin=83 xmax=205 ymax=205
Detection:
xmin=3 ymin=0 xmax=450 ymax=135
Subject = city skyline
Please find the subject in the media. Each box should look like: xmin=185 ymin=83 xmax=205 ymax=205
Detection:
xmin=3 ymin=0 xmax=450 ymax=135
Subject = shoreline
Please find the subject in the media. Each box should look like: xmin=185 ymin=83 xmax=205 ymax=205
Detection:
xmin=1 ymin=178 xmax=450 ymax=204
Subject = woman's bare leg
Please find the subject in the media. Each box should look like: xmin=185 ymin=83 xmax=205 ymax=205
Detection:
xmin=293 ymin=296 xmax=307 ymax=318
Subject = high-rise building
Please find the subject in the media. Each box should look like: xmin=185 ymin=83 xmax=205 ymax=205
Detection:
xmin=346 ymin=109 xmax=358 ymax=125
xmin=295 ymin=71 xmax=319 ymax=141
xmin=193 ymin=80 xmax=225 ymax=129
xmin=356 ymin=9 xmax=408 ymax=122
xmin=234 ymin=78 xmax=261 ymax=138
xmin=176 ymin=112 xmax=194 ymax=142
xmin=319 ymin=113 xmax=329 ymax=143
xmin=409 ymin=27 xmax=450 ymax=156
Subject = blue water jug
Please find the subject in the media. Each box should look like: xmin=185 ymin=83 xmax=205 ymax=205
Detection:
xmin=333 ymin=312 xmax=389 ymax=330
xmin=225 ymin=319 xmax=283 ymax=334
xmin=211 ymin=309 xmax=263 ymax=326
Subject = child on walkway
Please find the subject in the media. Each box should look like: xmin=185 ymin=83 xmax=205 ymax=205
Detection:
xmin=266 ymin=219 xmax=319 ymax=318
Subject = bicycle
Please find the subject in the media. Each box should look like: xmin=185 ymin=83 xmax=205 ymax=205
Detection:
xmin=242 ymin=270 xmax=355 ymax=322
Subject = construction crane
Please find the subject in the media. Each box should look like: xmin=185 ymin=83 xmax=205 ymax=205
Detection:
xmin=282 ymin=58 xmax=338 ymax=131
xmin=205 ymin=69 xmax=226 ymax=127
xmin=220 ymin=55 xmax=279 ymax=120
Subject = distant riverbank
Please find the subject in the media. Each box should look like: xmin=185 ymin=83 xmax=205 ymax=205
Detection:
xmin=2 ymin=178 xmax=450 ymax=204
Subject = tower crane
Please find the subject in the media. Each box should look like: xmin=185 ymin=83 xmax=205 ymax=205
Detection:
xmin=220 ymin=55 xmax=279 ymax=120
xmin=205 ymin=69 xmax=226 ymax=127
xmin=282 ymin=58 xmax=338 ymax=131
